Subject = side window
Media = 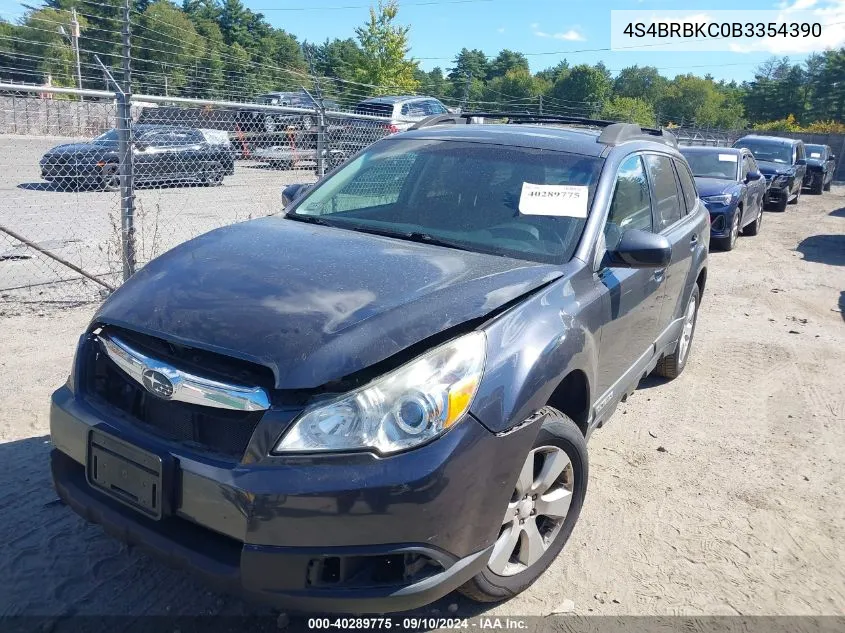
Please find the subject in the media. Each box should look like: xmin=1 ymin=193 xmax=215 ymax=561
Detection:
xmin=644 ymin=154 xmax=682 ymax=231
xmin=605 ymin=154 xmax=652 ymax=251
xmin=425 ymin=100 xmax=448 ymax=115
xmin=674 ymin=159 xmax=698 ymax=213
xmin=742 ymin=155 xmax=753 ymax=179
xmin=400 ymin=103 xmax=410 ymax=116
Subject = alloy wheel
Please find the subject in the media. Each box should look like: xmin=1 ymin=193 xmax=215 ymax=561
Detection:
xmin=102 ymin=164 xmax=119 ymax=191
xmin=729 ymin=214 xmax=740 ymax=247
xmin=489 ymin=446 xmax=574 ymax=577
xmin=678 ymin=294 xmax=697 ymax=363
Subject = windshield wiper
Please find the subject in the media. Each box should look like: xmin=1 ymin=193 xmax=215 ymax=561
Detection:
xmin=343 ymin=225 xmax=474 ymax=252
xmin=284 ymin=213 xmax=335 ymax=227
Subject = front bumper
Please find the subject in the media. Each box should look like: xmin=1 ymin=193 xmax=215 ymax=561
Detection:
xmin=705 ymin=206 xmax=735 ymax=238
xmin=50 ymin=385 xmax=532 ymax=613
xmin=763 ymin=182 xmax=789 ymax=204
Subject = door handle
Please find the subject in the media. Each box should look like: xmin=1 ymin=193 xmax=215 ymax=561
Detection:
xmin=690 ymin=233 xmax=699 ymax=249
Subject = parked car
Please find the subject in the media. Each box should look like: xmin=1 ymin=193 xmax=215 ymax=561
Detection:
xmin=236 ymin=91 xmax=341 ymax=133
xmin=731 ymin=135 xmax=806 ymax=211
xmin=50 ymin=116 xmax=708 ymax=613
xmin=39 ymin=125 xmax=235 ymax=190
xmin=680 ymin=146 xmax=766 ymax=250
xmin=333 ymin=95 xmax=451 ymax=156
xmin=197 ymin=128 xmax=238 ymax=167
xmin=803 ymin=143 xmax=836 ymax=194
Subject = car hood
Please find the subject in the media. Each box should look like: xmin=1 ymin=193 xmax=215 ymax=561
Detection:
xmin=755 ymin=160 xmax=793 ymax=176
xmin=94 ymin=217 xmax=563 ymax=389
xmin=45 ymin=142 xmax=111 ymax=156
xmin=805 ymin=158 xmax=826 ymax=169
xmin=693 ymin=177 xmax=737 ymax=197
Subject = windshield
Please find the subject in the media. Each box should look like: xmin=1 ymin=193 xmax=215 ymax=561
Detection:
xmin=733 ymin=140 xmax=792 ymax=164
xmin=92 ymin=129 xmax=119 ymax=144
xmin=806 ymin=144 xmax=826 ymax=158
xmin=682 ymin=151 xmax=739 ymax=180
xmin=288 ymin=139 xmax=604 ymax=264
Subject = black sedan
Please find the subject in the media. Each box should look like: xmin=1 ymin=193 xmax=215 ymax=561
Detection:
xmin=680 ymin=146 xmax=767 ymax=250
xmin=803 ymin=144 xmax=836 ymax=194
xmin=39 ymin=125 xmax=236 ymax=191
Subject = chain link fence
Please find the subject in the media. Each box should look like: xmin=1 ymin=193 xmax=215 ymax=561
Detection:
xmin=0 ymin=83 xmax=396 ymax=308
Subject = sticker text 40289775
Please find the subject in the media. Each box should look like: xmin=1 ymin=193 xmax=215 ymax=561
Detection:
xmin=518 ymin=183 xmax=589 ymax=218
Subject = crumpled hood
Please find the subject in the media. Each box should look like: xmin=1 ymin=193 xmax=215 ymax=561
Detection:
xmin=694 ymin=177 xmax=737 ymax=198
xmin=94 ymin=217 xmax=562 ymax=389
xmin=755 ymin=159 xmax=793 ymax=176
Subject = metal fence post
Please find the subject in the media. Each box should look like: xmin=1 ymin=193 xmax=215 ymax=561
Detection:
xmin=120 ymin=0 xmax=135 ymax=280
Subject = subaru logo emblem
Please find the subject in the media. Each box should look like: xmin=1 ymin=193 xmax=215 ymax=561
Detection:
xmin=142 ymin=369 xmax=174 ymax=399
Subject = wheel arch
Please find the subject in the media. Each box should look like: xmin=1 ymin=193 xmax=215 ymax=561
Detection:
xmin=545 ymin=370 xmax=590 ymax=437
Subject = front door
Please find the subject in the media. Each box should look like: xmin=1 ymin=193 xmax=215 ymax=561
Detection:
xmin=595 ymin=154 xmax=666 ymax=398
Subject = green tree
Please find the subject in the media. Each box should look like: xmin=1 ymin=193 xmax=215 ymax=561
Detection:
xmin=612 ymin=65 xmax=666 ymax=105
xmin=354 ymin=0 xmax=418 ymax=94
xmin=535 ymin=60 xmax=569 ymax=85
xmin=549 ymin=64 xmax=611 ymax=115
xmin=447 ymin=47 xmax=488 ymax=82
xmin=487 ymin=49 xmax=529 ymax=80
xmin=482 ymin=67 xmax=546 ymax=108
xmin=136 ymin=1 xmax=204 ymax=94
xmin=600 ymin=96 xmax=656 ymax=126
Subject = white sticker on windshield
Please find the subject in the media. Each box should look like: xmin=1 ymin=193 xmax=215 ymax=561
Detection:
xmin=518 ymin=183 xmax=589 ymax=218
xmin=810 ymin=152 xmax=821 ymax=158
xmin=718 ymin=153 xmax=738 ymax=162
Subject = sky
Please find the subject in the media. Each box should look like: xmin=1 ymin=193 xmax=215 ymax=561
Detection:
xmin=1 ymin=0 xmax=844 ymax=83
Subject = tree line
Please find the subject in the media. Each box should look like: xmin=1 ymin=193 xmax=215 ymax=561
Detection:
xmin=1 ymin=0 xmax=844 ymax=131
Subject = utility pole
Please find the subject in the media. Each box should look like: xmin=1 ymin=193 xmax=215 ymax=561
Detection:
xmin=71 ymin=8 xmax=82 ymax=97
xmin=460 ymin=72 xmax=472 ymax=111
xmin=539 ymin=94 xmax=543 ymax=115
xmin=58 ymin=8 xmax=83 ymax=100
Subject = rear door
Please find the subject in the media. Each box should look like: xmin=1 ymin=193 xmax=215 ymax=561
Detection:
xmin=744 ymin=153 xmax=765 ymax=215
xmin=645 ymin=154 xmax=699 ymax=335
xmin=595 ymin=154 xmax=666 ymax=398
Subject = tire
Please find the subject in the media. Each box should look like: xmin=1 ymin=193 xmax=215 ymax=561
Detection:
xmin=301 ymin=114 xmax=314 ymax=130
xmin=458 ymin=408 xmax=588 ymax=603
xmin=823 ymin=179 xmax=832 ymax=192
xmin=202 ymin=162 xmax=224 ymax=186
xmin=713 ymin=211 xmax=740 ymax=251
xmin=770 ymin=196 xmax=788 ymax=212
xmin=811 ymin=173 xmax=824 ymax=195
xmin=788 ymin=185 xmax=800 ymax=205
xmin=654 ymin=284 xmax=700 ymax=380
xmin=743 ymin=205 xmax=762 ymax=236
xmin=263 ymin=114 xmax=277 ymax=134
xmin=100 ymin=163 xmax=120 ymax=192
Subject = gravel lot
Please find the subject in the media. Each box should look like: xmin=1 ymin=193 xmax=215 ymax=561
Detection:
xmin=0 ymin=165 xmax=843 ymax=626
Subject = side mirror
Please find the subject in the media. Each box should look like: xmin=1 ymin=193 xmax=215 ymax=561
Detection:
xmin=282 ymin=183 xmax=310 ymax=207
xmin=746 ymin=170 xmax=763 ymax=182
xmin=796 ymin=158 xmax=807 ymax=165
xmin=609 ymin=229 xmax=672 ymax=268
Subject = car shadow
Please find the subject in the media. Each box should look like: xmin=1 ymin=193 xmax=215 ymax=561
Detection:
xmin=839 ymin=291 xmax=845 ymax=322
xmin=796 ymin=234 xmax=845 ymax=266
xmin=830 ymin=207 xmax=845 ymax=218
xmin=1 ymin=435 xmax=499 ymax=630
xmin=17 ymin=182 xmax=81 ymax=192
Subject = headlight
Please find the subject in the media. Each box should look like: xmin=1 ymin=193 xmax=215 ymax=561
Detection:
xmin=702 ymin=194 xmax=734 ymax=205
xmin=275 ymin=332 xmax=486 ymax=455
xmin=773 ymin=174 xmax=790 ymax=185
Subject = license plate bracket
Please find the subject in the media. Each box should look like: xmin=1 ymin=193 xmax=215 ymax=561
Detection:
xmin=86 ymin=428 xmax=174 ymax=520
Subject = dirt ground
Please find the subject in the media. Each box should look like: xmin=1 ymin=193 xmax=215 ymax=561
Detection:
xmin=0 ymin=186 xmax=843 ymax=624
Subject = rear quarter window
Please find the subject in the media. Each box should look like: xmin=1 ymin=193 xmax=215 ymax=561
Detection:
xmin=674 ymin=159 xmax=698 ymax=213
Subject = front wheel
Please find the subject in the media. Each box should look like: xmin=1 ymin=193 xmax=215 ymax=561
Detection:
xmin=202 ymin=162 xmax=224 ymax=186
xmin=823 ymin=178 xmax=832 ymax=192
xmin=743 ymin=205 xmax=762 ymax=236
xmin=655 ymin=284 xmax=701 ymax=380
xmin=788 ymin=185 xmax=801 ymax=205
xmin=100 ymin=163 xmax=120 ymax=191
xmin=458 ymin=408 xmax=587 ymax=603
xmin=713 ymin=211 xmax=740 ymax=251
xmin=811 ymin=173 xmax=824 ymax=195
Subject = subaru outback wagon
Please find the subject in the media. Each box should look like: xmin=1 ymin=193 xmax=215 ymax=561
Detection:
xmin=50 ymin=114 xmax=709 ymax=613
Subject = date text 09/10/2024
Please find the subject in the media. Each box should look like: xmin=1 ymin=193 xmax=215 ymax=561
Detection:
xmin=307 ymin=617 xmax=530 ymax=630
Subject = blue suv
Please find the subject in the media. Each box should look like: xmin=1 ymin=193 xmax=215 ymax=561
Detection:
xmin=50 ymin=114 xmax=709 ymax=613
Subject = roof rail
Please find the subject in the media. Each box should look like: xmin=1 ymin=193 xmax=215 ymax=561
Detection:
xmin=409 ymin=111 xmax=678 ymax=148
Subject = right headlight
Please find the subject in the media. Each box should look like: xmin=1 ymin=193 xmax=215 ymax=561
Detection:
xmin=773 ymin=174 xmax=790 ymax=186
xmin=274 ymin=331 xmax=486 ymax=455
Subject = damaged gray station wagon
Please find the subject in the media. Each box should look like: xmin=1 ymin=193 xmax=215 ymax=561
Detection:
xmin=50 ymin=113 xmax=709 ymax=613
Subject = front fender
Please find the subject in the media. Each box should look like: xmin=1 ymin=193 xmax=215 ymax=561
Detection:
xmin=470 ymin=265 xmax=601 ymax=434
